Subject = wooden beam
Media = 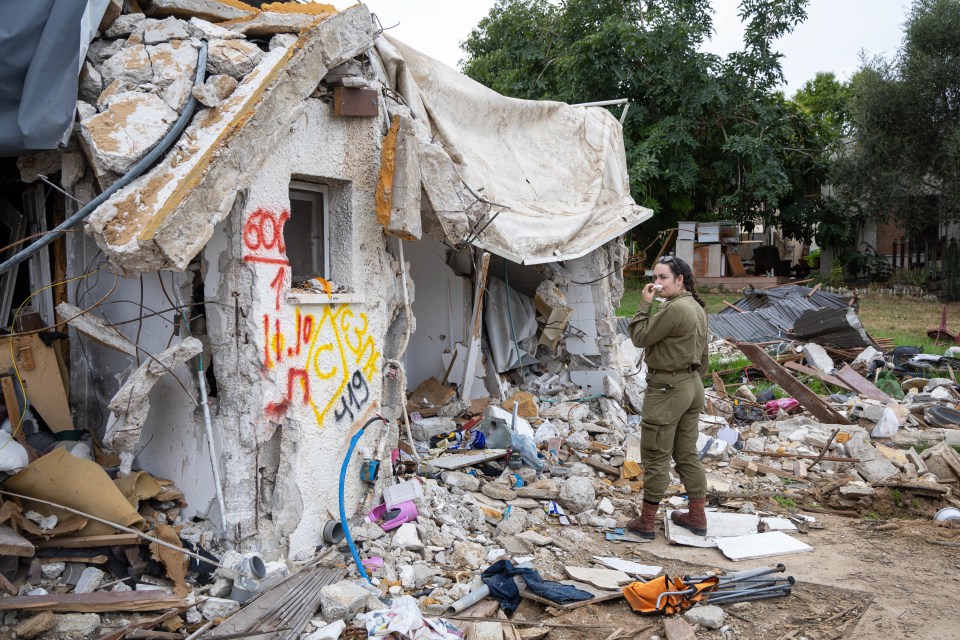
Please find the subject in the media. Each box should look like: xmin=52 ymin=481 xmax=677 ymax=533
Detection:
xmin=461 ymin=252 xmax=491 ymax=400
xmin=0 ymin=523 xmax=35 ymax=557
xmin=722 ymin=300 xmax=746 ymax=313
xmin=729 ymin=456 xmax=799 ymax=481
xmin=736 ymin=342 xmax=851 ymax=425
xmin=0 ymin=591 xmax=184 ymax=612
xmin=835 ymin=364 xmax=893 ymax=402
xmin=33 ymin=533 xmax=141 ymax=549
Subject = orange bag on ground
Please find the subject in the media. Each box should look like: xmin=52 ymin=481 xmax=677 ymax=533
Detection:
xmin=623 ymin=575 xmax=720 ymax=615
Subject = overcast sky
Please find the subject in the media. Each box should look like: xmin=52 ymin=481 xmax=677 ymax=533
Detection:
xmin=333 ymin=0 xmax=914 ymax=97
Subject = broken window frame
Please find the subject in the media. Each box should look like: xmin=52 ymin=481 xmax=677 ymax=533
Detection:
xmin=287 ymin=181 xmax=330 ymax=282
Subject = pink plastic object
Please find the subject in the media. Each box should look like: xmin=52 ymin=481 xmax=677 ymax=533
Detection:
xmin=764 ymin=398 xmax=800 ymax=414
xmin=367 ymin=499 xmax=419 ymax=531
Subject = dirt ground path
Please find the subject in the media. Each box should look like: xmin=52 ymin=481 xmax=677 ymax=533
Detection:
xmin=524 ymin=515 xmax=960 ymax=639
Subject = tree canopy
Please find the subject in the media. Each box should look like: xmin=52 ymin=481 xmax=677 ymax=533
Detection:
xmin=831 ymin=0 xmax=960 ymax=236
xmin=460 ymin=0 xmax=832 ymax=244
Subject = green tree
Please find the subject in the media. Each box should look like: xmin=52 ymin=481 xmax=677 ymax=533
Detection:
xmin=831 ymin=0 xmax=960 ymax=230
xmin=461 ymin=0 xmax=830 ymax=244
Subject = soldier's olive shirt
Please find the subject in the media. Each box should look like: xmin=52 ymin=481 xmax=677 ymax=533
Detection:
xmin=627 ymin=290 xmax=709 ymax=373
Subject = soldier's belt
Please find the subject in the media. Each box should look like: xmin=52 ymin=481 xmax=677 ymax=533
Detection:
xmin=647 ymin=366 xmax=695 ymax=375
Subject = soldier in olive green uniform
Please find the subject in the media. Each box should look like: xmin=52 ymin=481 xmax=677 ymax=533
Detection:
xmin=626 ymin=256 xmax=709 ymax=539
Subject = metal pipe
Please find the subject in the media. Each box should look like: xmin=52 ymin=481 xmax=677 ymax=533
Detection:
xmin=708 ymin=584 xmax=794 ymax=601
xmin=570 ymin=98 xmax=629 ymax=107
xmin=445 ymin=563 xmax=531 ymax=615
xmin=0 ymin=40 xmax=210 ymax=277
xmin=198 ymin=363 xmax=227 ymax=541
xmin=683 ymin=564 xmax=785 ymax=584
xmin=708 ymin=587 xmax=792 ymax=605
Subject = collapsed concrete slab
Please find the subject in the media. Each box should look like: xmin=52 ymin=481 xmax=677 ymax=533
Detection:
xmin=105 ymin=337 xmax=203 ymax=474
xmin=86 ymin=4 xmax=375 ymax=275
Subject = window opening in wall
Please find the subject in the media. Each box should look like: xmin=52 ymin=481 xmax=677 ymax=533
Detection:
xmin=286 ymin=182 xmax=329 ymax=283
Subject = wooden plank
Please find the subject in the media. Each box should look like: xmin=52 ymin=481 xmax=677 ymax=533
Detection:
xmin=711 ymin=372 xmax=727 ymax=399
xmin=784 ymin=361 xmax=851 ymax=391
xmin=662 ymin=616 xmax=697 ymax=640
xmin=736 ymin=342 xmax=851 ymax=425
xmin=0 ymin=334 xmax=74 ymax=432
xmin=520 ymin=579 xmax=623 ymax=611
xmin=581 ymin=455 xmax=620 ymax=476
xmin=40 ymin=555 xmax=108 ymax=565
xmin=0 ymin=523 xmax=35 ymax=557
xmin=835 ymin=364 xmax=893 ymax=402
xmin=34 ymin=534 xmax=141 ymax=549
xmin=0 ymin=591 xmax=184 ymax=612
xmin=729 ymin=457 xmax=799 ymax=481
xmin=461 ymin=252 xmax=491 ymax=399
xmin=727 ymin=253 xmax=747 ymax=277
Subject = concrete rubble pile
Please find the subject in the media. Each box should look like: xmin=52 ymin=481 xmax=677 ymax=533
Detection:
xmin=4 ymin=1 xmax=960 ymax=637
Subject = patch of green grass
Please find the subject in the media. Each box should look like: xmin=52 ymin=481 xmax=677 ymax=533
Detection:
xmin=953 ymin=445 xmax=960 ymax=456
xmin=753 ymin=382 xmax=787 ymax=399
xmin=864 ymin=512 xmax=879 ymax=521
xmin=892 ymin=488 xmax=903 ymax=507
xmin=914 ymin=441 xmax=934 ymax=454
xmin=773 ymin=495 xmax=796 ymax=509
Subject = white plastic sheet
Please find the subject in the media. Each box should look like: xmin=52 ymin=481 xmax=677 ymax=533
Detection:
xmin=374 ymin=36 xmax=652 ymax=264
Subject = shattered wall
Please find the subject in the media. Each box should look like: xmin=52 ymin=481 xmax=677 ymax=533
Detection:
xmin=203 ymin=97 xmax=402 ymax=558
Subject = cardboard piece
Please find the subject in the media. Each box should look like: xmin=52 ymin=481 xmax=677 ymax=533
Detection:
xmin=715 ymin=531 xmax=813 ymax=561
xmin=4 ymin=448 xmax=145 ymax=536
xmin=114 ymin=471 xmax=164 ymax=509
xmin=0 ymin=523 xmax=35 ymax=556
xmin=149 ymin=524 xmax=189 ymax=596
xmin=0 ymin=335 xmax=73 ymax=432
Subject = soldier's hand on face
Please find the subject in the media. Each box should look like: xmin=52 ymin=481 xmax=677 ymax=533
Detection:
xmin=641 ymin=282 xmax=657 ymax=303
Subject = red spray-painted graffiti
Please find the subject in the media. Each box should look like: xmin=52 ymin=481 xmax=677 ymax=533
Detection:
xmin=246 ymin=207 xmax=380 ymax=429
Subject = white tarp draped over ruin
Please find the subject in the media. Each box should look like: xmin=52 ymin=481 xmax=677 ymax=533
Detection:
xmin=373 ymin=35 xmax=653 ymax=265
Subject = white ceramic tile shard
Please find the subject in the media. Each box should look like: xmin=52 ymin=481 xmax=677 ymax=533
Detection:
xmin=715 ymin=531 xmax=813 ymax=561
xmin=592 ymin=556 xmax=662 ymax=578
xmin=761 ymin=516 xmax=799 ymax=532
xmin=563 ymin=566 xmax=632 ymax=590
xmin=664 ymin=510 xmax=760 ymax=548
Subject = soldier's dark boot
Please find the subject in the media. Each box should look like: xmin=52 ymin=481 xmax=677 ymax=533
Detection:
xmin=670 ymin=497 xmax=707 ymax=536
xmin=627 ymin=499 xmax=660 ymax=540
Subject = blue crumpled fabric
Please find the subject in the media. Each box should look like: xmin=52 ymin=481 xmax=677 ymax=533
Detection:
xmin=480 ymin=560 xmax=594 ymax=615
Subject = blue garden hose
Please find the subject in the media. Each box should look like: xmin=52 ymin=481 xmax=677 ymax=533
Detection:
xmin=339 ymin=415 xmax=387 ymax=583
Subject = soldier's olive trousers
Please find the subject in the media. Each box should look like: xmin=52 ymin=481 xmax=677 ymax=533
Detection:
xmin=640 ymin=370 xmax=707 ymax=503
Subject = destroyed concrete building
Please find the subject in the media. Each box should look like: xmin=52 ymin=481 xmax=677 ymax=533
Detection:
xmin=0 ymin=1 xmax=651 ymax=560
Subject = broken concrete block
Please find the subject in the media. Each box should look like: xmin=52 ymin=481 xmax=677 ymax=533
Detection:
xmin=78 ymin=62 xmax=102 ymax=105
xmin=75 ymin=567 xmax=105 ymax=594
xmin=921 ymin=442 xmax=960 ymax=482
xmin=86 ymin=38 xmax=125 ymax=66
xmin=226 ymin=11 xmax=326 ymax=37
xmin=558 ymin=476 xmax=595 ymax=513
xmin=845 ymin=433 xmax=898 ymax=483
xmin=685 ymin=604 xmax=726 ymax=630
xmin=441 ymin=471 xmax=480 ymax=492
xmin=269 ymin=32 xmax=299 ymax=50
xmin=598 ymin=497 xmax=615 ymax=515
xmin=802 ymin=343 xmax=834 ymax=373
xmin=391 ymin=523 xmax=423 ymax=550
xmin=16 ymin=151 xmax=61 ymax=184
xmin=319 ymin=580 xmax=373 ymax=622
xmin=200 ymin=597 xmax=240 ymax=621
xmin=45 ymin=614 xmax=103 ymax=639
xmin=206 ymin=39 xmax=263 ymax=79
xmin=451 ymin=541 xmax=485 ymax=570
xmin=188 ymin=16 xmax=244 ymax=40
xmin=148 ymin=41 xmax=200 ymax=90
xmin=516 ymin=479 xmax=560 ymax=500
xmin=80 ymin=92 xmax=178 ymax=178
xmin=192 ymin=74 xmax=238 ymax=107
xmin=100 ymin=45 xmax=154 ymax=89
xmin=516 ymin=530 xmax=553 ymax=547
xmin=906 ymin=448 xmax=928 ymax=475
xmin=410 ymin=416 xmax=455 ymax=442
xmin=41 ymin=562 xmax=66 ymax=580
xmin=736 ymin=385 xmax=757 ymax=403
xmin=839 ymin=484 xmax=876 ymax=497
xmin=162 ymin=72 xmax=194 ymax=113
xmin=481 ymin=483 xmax=517 ymax=501
xmin=104 ymin=13 xmax=146 ymax=38
xmin=930 ymin=386 xmax=956 ymax=401
xmin=144 ymin=0 xmax=255 ymax=22
xmin=143 ymin=16 xmax=192 ymax=44
xmin=399 ymin=563 xmax=439 ymax=589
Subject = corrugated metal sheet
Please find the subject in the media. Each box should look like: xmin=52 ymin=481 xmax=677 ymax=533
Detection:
xmin=719 ymin=285 xmax=852 ymax=315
